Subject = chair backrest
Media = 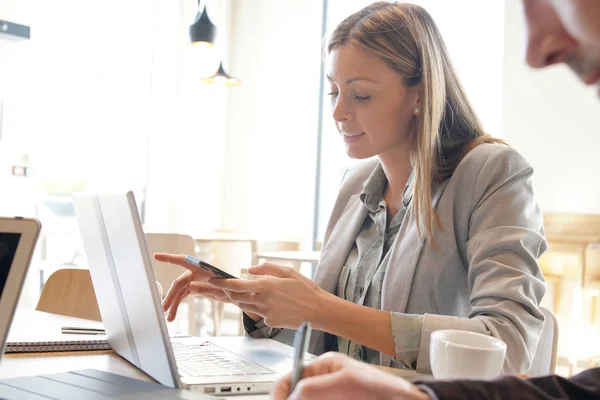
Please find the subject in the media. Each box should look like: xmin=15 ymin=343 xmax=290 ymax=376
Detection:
xmin=144 ymin=233 xmax=197 ymax=298
xmin=527 ymin=306 xmax=559 ymax=376
xmin=36 ymin=268 xmax=102 ymax=321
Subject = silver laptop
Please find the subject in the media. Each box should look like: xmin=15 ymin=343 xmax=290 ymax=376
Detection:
xmin=0 ymin=217 xmax=40 ymax=357
xmin=72 ymin=192 xmax=300 ymax=396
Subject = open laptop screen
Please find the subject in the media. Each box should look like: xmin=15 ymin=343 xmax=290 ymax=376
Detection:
xmin=0 ymin=233 xmax=21 ymax=298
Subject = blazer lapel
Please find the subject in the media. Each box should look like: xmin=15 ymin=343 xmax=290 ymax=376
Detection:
xmin=314 ymin=195 xmax=368 ymax=294
xmin=381 ymin=180 xmax=450 ymax=314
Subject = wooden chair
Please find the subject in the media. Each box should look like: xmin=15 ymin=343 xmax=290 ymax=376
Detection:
xmin=201 ymin=239 xmax=254 ymax=336
xmin=145 ymin=233 xmax=197 ymax=298
xmin=145 ymin=232 xmax=216 ymax=336
xmin=36 ymin=268 xmax=102 ymax=322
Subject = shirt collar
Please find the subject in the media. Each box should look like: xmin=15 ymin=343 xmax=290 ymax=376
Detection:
xmin=359 ymin=162 xmax=413 ymax=213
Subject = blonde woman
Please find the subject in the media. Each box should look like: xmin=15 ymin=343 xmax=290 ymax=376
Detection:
xmin=156 ymin=2 xmax=546 ymax=374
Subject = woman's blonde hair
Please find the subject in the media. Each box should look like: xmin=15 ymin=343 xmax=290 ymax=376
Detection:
xmin=328 ymin=2 xmax=505 ymax=239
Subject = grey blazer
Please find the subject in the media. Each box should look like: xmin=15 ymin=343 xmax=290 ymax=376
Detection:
xmin=260 ymin=143 xmax=547 ymax=374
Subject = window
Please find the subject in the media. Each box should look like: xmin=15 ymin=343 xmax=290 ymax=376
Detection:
xmin=0 ymin=0 xmax=155 ymax=306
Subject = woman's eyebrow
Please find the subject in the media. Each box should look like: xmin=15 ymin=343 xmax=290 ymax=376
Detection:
xmin=326 ymin=75 xmax=379 ymax=84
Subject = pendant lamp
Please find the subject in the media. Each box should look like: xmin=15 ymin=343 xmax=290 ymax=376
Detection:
xmin=189 ymin=1 xmax=216 ymax=47
xmin=201 ymin=61 xmax=241 ymax=86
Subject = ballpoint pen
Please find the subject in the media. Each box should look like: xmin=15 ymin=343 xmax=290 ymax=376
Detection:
xmin=290 ymin=322 xmax=312 ymax=395
xmin=61 ymin=326 xmax=105 ymax=335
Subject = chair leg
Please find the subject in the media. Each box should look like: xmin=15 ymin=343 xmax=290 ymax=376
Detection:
xmin=212 ymin=300 xmax=221 ymax=336
xmin=218 ymin=302 xmax=225 ymax=335
xmin=187 ymin=296 xmax=197 ymax=336
xmin=238 ymin=310 xmax=245 ymax=336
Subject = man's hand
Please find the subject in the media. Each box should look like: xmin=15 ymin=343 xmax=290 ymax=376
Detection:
xmin=272 ymin=352 xmax=432 ymax=400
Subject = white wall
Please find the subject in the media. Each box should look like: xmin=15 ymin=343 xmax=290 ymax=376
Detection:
xmin=143 ymin=0 xmax=230 ymax=237
xmin=222 ymin=0 xmax=323 ymax=241
xmin=503 ymin=0 xmax=600 ymax=214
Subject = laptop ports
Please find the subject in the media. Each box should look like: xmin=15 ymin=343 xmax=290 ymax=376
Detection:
xmin=221 ymin=387 xmax=232 ymax=393
xmin=204 ymin=387 xmax=216 ymax=394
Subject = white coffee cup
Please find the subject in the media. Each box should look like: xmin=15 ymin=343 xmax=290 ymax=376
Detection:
xmin=430 ymin=330 xmax=507 ymax=380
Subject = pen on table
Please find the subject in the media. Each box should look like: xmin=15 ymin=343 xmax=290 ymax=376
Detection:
xmin=290 ymin=321 xmax=312 ymax=395
xmin=61 ymin=326 xmax=105 ymax=335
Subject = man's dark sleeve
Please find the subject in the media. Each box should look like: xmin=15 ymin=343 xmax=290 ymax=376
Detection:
xmin=415 ymin=367 xmax=600 ymax=400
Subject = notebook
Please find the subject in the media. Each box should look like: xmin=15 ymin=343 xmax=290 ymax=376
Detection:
xmin=6 ymin=309 xmax=111 ymax=353
xmin=6 ymin=333 xmax=110 ymax=353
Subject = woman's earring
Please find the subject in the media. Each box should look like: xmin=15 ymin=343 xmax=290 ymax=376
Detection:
xmin=413 ymin=107 xmax=420 ymax=116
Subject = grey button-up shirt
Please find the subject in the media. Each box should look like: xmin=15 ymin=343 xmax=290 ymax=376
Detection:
xmin=337 ymin=163 xmax=423 ymax=368
xmin=245 ymin=163 xmax=424 ymax=368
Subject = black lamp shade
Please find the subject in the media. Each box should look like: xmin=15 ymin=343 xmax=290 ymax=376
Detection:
xmin=189 ymin=7 xmax=216 ymax=46
xmin=201 ymin=62 xmax=240 ymax=86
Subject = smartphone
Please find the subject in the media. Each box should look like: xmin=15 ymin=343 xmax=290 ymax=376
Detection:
xmin=290 ymin=321 xmax=312 ymax=394
xmin=184 ymin=255 xmax=238 ymax=279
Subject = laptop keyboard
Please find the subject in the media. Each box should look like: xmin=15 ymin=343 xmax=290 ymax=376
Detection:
xmin=171 ymin=340 xmax=274 ymax=378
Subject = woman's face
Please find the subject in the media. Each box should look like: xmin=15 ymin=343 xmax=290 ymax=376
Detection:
xmin=326 ymin=43 xmax=420 ymax=159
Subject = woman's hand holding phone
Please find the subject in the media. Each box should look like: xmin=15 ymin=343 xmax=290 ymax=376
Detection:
xmin=153 ymin=253 xmax=261 ymax=322
xmin=184 ymin=255 xmax=238 ymax=279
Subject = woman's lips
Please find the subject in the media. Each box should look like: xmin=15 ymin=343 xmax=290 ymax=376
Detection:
xmin=342 ymin=132 xmax=365 ymax=144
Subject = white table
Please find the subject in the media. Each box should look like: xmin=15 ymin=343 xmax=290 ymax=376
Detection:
xmin=1 ymin=310 xmax=269 ymax=399
xmin=2 ymin=310 xmax=430 ymax=399
xmin=254 ymin=251 xmax=321 ymax=264
xmin=254 ymin=250 xmax=321 ymax=277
